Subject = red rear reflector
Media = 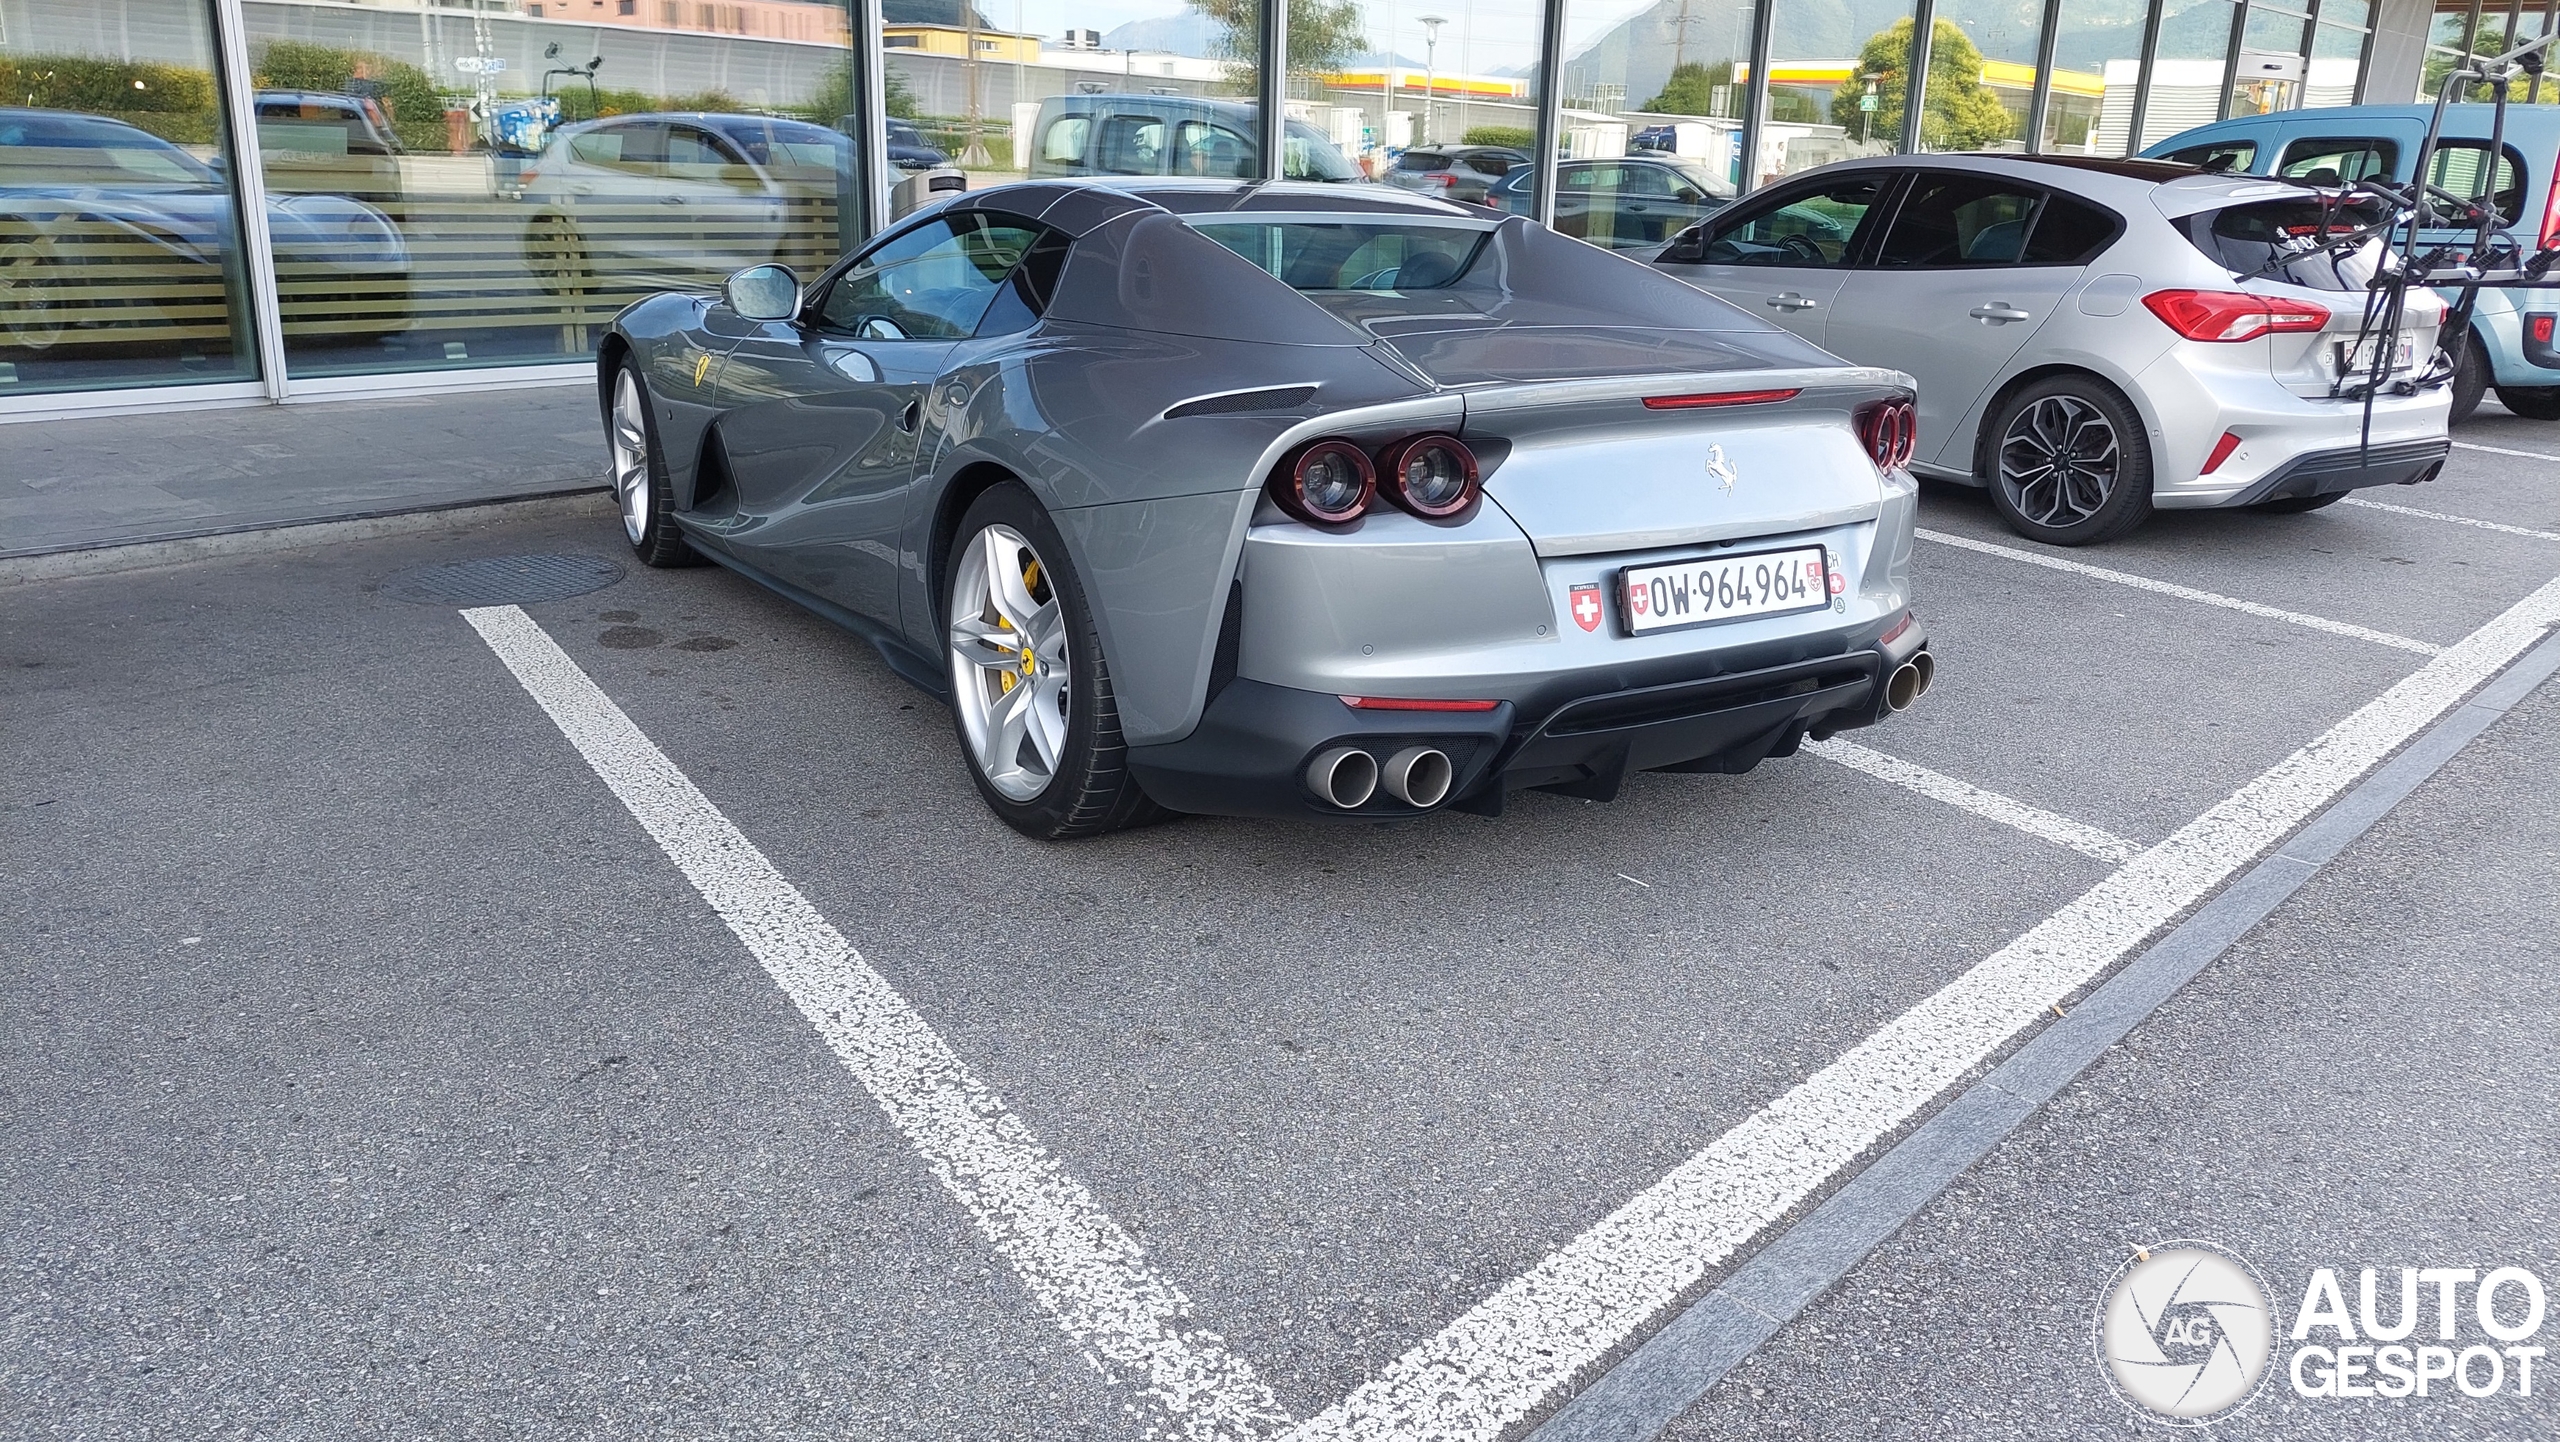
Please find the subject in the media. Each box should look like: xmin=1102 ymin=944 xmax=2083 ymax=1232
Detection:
xmin=1339 ymin=695 xmax=1500 ymax=711
xmin=2202 ymin=431 xmax=2244 ymax=475
xmin=1642 ymin=388 xmax=1802 ymax=409
xmin=2534 ymin=314 xmax=2555 ymax=345
xmin=1879 ymin=610 xmax=1914 ymax=646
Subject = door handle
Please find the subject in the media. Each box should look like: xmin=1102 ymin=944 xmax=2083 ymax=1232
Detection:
xmin=1766 ymin=293 xmax=1818 ymax=311
xmin=661 ymin=195 xmax=687 ymax=205
xmin=1970 ymin=303 xmax=2033 ymax=322
xmin=897 ymin=399 xmax=920 ymax=433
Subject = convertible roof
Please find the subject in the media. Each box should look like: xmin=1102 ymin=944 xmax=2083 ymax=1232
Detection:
xmin=949 ymin=178 xmax=1478 ymax=238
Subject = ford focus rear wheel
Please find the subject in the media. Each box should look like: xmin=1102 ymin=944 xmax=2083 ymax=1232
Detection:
xmin=943 ymin=484 xmax=1166 ymax=839
xmin=1986 ymin=378 xmax=2152 ymax=547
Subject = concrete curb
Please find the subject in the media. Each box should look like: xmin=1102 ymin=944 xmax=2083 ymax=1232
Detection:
xmin=0 ymin=487 xmax=613 ymax=585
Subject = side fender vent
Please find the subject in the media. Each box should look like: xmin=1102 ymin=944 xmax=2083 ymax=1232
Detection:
xmin=1163 ymin=385 xmax=1318 ymax=419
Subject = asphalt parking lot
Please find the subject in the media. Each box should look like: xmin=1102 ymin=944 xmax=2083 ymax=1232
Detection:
xmin=7 ymin=413 xmax=2559 ymax=1441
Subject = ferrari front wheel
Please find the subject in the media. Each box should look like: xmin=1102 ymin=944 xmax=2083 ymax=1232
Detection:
xmin=608 ymin=360 xmax=695 ymax=567
xmin=943 ymin=484 xmax=1166 ymax=839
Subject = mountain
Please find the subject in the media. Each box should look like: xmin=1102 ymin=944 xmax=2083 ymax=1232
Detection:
xmin=1099 ymin=12 xmax=1225 ymax=58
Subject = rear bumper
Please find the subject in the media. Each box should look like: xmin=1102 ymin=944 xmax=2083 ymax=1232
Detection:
xmin=1126 ymin=623 xmax=1929 ymax=820
xmin=2219 ymin=437 xmax=2451 ymax=507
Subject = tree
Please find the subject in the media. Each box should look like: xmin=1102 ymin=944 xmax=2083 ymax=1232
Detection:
xmin=1834 ymin=18 xmax=2013 ymax=151
xmin=1641 ymin=60 xmax=1736 ymax=116
xmin=1186 ymin=0 xmax=1368 ymax=93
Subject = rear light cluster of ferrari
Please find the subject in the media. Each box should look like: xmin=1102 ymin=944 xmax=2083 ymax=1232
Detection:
xmin=2141 ymin=289 xmax=2330 ymax=342
xmin=1269 ymin=433 xmax=1482 ymax=525
xmin=1854 ymin=396 xmax=1917 ymax=471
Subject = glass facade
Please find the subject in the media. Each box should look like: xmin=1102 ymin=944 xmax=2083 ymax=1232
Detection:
xmin=0 ymin=0 xmax=2442 ymax=410
xmin=1 ymin=0 xmax=259 ymax=395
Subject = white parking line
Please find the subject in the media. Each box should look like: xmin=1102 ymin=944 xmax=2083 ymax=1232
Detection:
xmin=1916 ymin=527 xmax=2442 ymax=655
xmin=2341 ymin=495 xmax=2560 ymax=541
xmin=1802 ymin=737 xmax=2138 ymax=864
xmin=2452 ymin=438 xmax=2560 ymax=465
xmin=462 ymin=605 xmax=1285 ymax=1442
xmin=1284 ymin=569 xmax=2560 ymax=1442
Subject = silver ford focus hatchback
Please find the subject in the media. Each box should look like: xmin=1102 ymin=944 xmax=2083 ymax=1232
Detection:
xmin=1654 ymin=154 xmax=2452 ymax=546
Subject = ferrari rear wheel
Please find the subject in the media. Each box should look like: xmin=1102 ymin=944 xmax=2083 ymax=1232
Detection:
xmin=943 ymin=484 xmax=1167 ymax=839
xmin=609 ymin=361 xmax=695 ymax=567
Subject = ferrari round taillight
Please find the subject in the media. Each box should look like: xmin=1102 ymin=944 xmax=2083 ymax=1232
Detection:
xmin=1856 ymin=397 xmax=1916 ymax=471
xmin=1377 ymin=434 xmax=1481 ymax=517
xmin=1272 ymin=439 xmax=1376 ymax=525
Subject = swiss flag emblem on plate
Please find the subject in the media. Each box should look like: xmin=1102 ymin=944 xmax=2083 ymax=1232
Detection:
xmin=1568 ymin=583 xmax=1604 ymax=633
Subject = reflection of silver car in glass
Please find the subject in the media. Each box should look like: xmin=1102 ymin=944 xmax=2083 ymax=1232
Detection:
xmin=516 ymin=112 xmax=844 ymax=292
xmin=598 ymin=179 xmax=1928 ymax=838
xmin=1025 ymin=95 xmax=1359 ymax=182
xmin=1657 ymin=155 xmax=2452 ymax=545
xmin=1488 ymin=155 xmax=1734 ymax=250
xmin=1384 ymin=145 xmax=1528 ymax=203
xmin=252 ymin=89 xmax=406 ymax=205
xmin=0 ymin=108 xmax=409 ymax=354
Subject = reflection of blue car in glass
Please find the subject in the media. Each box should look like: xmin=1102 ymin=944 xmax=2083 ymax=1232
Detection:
xmin=0 ymin=108 xmax=411 ymax=352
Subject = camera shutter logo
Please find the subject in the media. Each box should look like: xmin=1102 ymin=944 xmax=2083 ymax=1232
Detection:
xmin=2096 ymin=1240 xmax=2277 ymax=1425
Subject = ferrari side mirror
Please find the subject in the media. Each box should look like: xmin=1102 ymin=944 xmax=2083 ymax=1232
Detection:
xmin=724 ymin=264 xmax=801 ymax=322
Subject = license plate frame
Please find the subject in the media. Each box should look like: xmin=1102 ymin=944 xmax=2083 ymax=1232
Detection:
xmin=1614 ymin=544 xmax=1832 ymax=638
xmin=2340 ymin=332 xmax=2417 ymax=375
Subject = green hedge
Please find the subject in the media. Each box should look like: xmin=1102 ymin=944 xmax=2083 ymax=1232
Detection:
xmin=1 ymin=54 xmax=216 ymax=115
xmin=252 ymin=39 xmax=452 ymax=152
xmin=1462 ymin=125 xmax=1534 ymax=149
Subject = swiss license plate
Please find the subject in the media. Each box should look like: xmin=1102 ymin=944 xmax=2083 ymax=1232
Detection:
xmin=1617 ymin=545 xmax=1830 ymax=636
xmin=2341 ymin=333 xmax=2416 ymax=373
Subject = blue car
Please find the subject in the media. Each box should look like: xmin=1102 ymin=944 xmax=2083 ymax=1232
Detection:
xmin=2147 ymin=104 xmax=2560 ymax=421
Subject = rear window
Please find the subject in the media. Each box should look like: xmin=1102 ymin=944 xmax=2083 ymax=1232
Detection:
xmin=2425 ymin=141 xmax=2525 ymax=226
xmin=2158 ymin=139 xmax=2256 ymax=173
xmin=2177 ymin=196 xmax=2394 ymax=290
xmin=1397 ymin=151 xmax=1447 ymax=171
xmin=1190 ymin=219 xmax=1489 ymax=291
xmin=2278 ymin=136 xmax=2397 ymax=185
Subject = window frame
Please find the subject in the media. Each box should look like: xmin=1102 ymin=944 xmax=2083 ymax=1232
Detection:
xmin=808 ymin=209 xmax=1060 ymax=341
xmin=1684 ymin=169 xmax=1907 ymax=269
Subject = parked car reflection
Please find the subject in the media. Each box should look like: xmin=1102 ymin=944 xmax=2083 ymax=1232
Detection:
xmin=516 ymin=111 xmax=847 ymax=294
xmin=0 ymin=107 xmax=408 ymax=355
xmin=1487 ymin=154 xmax=1733 ymax=250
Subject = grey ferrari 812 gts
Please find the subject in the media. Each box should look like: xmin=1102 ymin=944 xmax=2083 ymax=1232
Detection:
xmin=598 ymin=179 xmax=1931 ymax=838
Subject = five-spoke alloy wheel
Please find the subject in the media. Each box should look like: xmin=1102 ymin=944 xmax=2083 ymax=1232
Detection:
xmin=607 ymin=359 xmax=695 ymax=566
xmin=941 ymin=484 xmax=1165 ymax=838
xmin=1986 ymin=377 xmax=2152 ymax=546
xmin=948 ymin=522 xmax=1073 ymax=802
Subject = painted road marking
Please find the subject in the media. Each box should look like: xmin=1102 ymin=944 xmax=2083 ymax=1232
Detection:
xmin=1916 ymin=527 xmax=2442 ymax=655
xmin=1803 ymin=737 xmax=2138 ymax=864
xmin=2341 ymin=495 xmax=2560 ymax=541
xmin=1283 ymin=570 xmax=2560 ymax=1442
xmin=462 ymin=605 xmax=1284 ymax=1442
xmin=2452 ymin=438 xmax=2560 ymax=464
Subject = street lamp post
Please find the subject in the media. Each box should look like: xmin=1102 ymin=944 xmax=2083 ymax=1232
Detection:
xmin=1417 ymin=14 xmax=1445 ymax=146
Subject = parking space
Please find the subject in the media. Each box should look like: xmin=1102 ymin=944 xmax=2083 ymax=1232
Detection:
xmin=7 ymin=444 xmax=2557 ymax=1439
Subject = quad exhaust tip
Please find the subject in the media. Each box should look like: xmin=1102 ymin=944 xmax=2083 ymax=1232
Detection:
xmin=1885 ymin=651 xmax=1935 ymax=713
xmin=1381 ymin=747 xmax=1454 ymax=808
xmin=1307 ymin=746 xmax=1379 ymax=809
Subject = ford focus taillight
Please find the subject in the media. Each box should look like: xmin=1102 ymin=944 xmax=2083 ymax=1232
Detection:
xmin=1854 ymin=396 xmax=1916 ymax=471
xmin=2142 ymin=289 xmax=2329 ymax=342
xmin=1270 ymin=439 xmax=1376 ymax=525
xmin=1377 ymin=434 xmax=1481 ymax=517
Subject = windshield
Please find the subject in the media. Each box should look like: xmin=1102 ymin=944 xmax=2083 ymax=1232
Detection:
xmin=1190 ymin=218 xmax=1489 ymax=290
xmin=1284 ymin=122 xmax=1360 ymax=182
xmin=1667 ymin=158 xmax=1735 ymax=199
